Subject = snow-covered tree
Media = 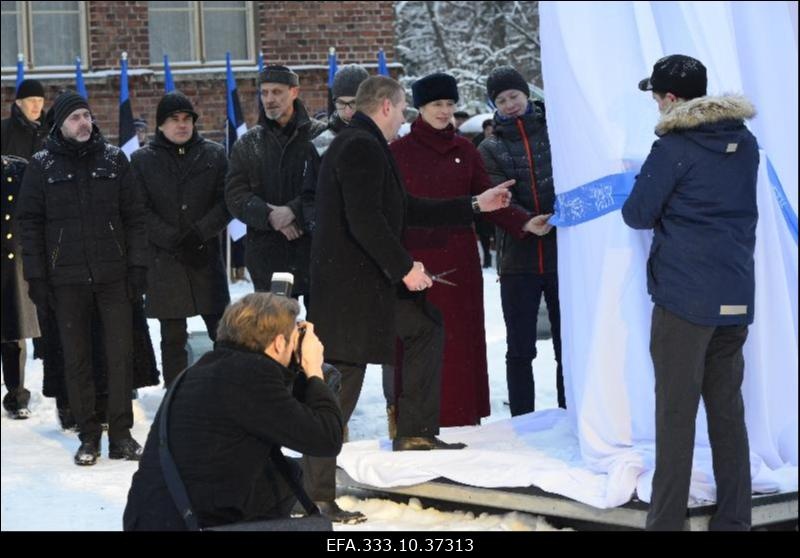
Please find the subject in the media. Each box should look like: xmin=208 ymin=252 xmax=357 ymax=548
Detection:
xmin=396 ymin=1 xmax=541 ymax=113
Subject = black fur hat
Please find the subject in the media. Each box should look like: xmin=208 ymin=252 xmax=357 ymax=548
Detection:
xmin=412 ymin=73 xmax=459 ymax=108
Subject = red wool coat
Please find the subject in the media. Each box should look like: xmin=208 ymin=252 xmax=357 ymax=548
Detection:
xmin=391 ymin=119 xmax=529 ymax=426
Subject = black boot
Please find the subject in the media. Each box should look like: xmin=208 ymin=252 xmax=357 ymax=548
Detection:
xmin=3 ymin=388 xmax=31 ymax=420
xmin=392 ymin=436 xmax=467 ymax=451
xmin=74 ymin=438 xmax=101 ymax=466
xmin=315 ymin=500 xmax=367 ymax=524
xmin=109 ymin=437 xmax=143 ymax=460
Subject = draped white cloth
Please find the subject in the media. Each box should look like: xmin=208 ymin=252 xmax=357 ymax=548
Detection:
xmin=539 ymin=1 xmax=798 ymax=505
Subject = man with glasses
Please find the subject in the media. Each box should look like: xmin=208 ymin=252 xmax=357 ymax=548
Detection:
xmin=313 ymin=64 xmax=369 ymax=156
xmin=17 ymin=91 xmax=148 ymax=466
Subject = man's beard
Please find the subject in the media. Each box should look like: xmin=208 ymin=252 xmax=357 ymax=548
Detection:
xmin=264 ymin=108 xmax=284 ymax=121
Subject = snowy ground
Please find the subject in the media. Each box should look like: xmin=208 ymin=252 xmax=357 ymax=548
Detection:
xmin=1 ymin=252 xmax=567 ymax=531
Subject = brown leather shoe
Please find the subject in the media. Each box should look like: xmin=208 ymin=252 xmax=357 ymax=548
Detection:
xmin=315 ymin=500 xmax=367 ymax=524
xmin=392 ymin=436 xmax=467 ymax=451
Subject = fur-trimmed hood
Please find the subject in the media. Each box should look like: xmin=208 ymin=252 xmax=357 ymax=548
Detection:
xmin=656 ymin=95 xmax=756 ymax=136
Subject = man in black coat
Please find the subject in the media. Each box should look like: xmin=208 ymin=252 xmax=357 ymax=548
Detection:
xmin=1 ymin=78 xmax=47 ymax=419
xmin=1 ymin=156 xmax=41 ymax=419
xmin=123 ymin=293 xmax=343 ymax=531
xmin=17 ymin=91 xmax=148 ymax=466
xmin=307 ymin=76 xmax=514 ymax=522
xmin=1 ymin=79 xmax=48 ymax=159
xmin=131 ymin=92 xmax=231 ymax=387
xmin=225 ymin=65 xmax=325 ymax=304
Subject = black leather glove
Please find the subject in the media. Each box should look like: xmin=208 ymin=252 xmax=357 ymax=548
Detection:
xmin=176 ymin=226 xmax=207 ymax=268
xmin=126 ymin=266 xmax=148 ymax=300
xmin=27 ymin=279 xmax=51 ymax=310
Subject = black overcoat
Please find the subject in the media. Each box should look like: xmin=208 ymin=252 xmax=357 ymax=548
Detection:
xmin=225 ymin=100 xmax=325 ymax=293
xmin=309 ymin=112 xmax=473 ymax=365
xmin=131 ymin=131 xmax=230 ymax=319
xmin=1 ymin=156 xmax=40 ymax=342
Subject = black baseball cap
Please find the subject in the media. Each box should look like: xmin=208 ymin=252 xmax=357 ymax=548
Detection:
xmin=638 ymin=54 xmax=707 ymax=100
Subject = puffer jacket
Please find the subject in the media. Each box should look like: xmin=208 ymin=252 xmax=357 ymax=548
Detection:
xmin=478 ymin=101 xmax=557 ymax=275
xmin=17 ymin=126 xmax=147 ymax=286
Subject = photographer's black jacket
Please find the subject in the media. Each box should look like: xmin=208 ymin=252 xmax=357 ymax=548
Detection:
xmin=123 ymin=342 xmax=343 ymax=530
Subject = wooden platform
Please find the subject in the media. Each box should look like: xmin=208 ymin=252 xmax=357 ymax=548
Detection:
xmin=338 ymin=469 xmax=797 ymax=530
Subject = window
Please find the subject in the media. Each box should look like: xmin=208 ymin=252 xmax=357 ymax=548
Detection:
xmin=148 ymin=1 xmax=252 ymax=65
xmin=1 ymin=1 xmax=86 ymax=69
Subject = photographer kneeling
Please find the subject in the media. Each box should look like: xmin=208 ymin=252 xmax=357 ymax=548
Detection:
xmin=123 ymin=293 xmax=343 ymax=531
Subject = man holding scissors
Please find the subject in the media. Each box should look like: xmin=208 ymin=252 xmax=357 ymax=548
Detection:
xmin=307 ymin=76 xmax=515 ymax=523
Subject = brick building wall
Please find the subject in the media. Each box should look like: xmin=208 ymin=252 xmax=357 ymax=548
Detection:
xmin=2 ymin=1 xmax=398 ymax=144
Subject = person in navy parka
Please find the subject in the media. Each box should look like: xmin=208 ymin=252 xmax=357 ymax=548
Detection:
xmin=622 ymin=54 xmax=759 ymax=531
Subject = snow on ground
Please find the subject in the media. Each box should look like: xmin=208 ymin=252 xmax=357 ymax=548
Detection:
xmin=1 ymin=252 xmax=565 ymax=531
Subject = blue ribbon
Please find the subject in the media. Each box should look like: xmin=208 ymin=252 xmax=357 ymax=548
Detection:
xmin=552 ymin=159 xmax=797 ymax=245
xmin=765 ymin=157 xmax=798 ymax=244
xmin=550 ymin=171 xmax=637 ymax=227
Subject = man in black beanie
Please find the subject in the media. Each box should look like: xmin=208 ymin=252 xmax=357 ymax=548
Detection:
xmin=225 ymin=65 xmax=325 ymax=305
xmin=2 ymin=79 xmax=48 ymax=159
xmin=313 ymin=64 xmax=369 ymax=156
xmin=1 ymin=79 xmax=49 ymax=420
xmin=17 ymin=91 xmax=148 ymax=466
xmin=131 ymin=91 xmax=230 ymax=387
xmin=478 ymin=66 xmax=565 ymax=416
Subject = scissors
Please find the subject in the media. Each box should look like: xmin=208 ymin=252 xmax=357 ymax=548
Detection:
xmin=425 ymin=268 xmax=458 ymax=287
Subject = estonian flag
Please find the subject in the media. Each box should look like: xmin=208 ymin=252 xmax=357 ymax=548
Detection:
xmin=225 ymin=52 xmax=247 ymax=242
xmin=119 ymin=52 xmax=138 ymax=159
xmin=15 ymin=54 xmax=24 ymax=93
xmin=75 ymin=57 xmax=88 ymax=99
xmin=327 ymin=47 xmax=337 ymax=116
xmin=377 ymin=48 xmax=389 ymax=76
xmin=163 ymin=54 xmax=175 ymax=93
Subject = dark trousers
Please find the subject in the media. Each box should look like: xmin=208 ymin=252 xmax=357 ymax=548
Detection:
xmin=303 ymin=361 xmax=366 ymax=501
xmin=53 ymin=281 xmax=134 ymax=443
xmin=475 ymin=216 xmax=494 ymax=267
xmin=646 ymin=305 xmax=751 ymax=531
xmin=303 ymin=299 xmax=445 ymax=501
xmin=1 ymin=340 xmax=30 ymax=411
xmin=160 ymin=314 xmax=221 ymax=387
xmin=500 ymin=273 xmax=565 ymax=415
xmin=394 ymin=298 xmax=444 ymax=437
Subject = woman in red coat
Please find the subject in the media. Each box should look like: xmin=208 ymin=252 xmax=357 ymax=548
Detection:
xmin=390 ymin=73 xmax=532 ymax=426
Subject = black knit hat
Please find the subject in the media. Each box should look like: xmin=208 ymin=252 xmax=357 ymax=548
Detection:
xmin=638 ymin=54 xmax=707 ymax=100
xmin=412 ymin=73 xmax=459 ymax=108
xmin=332 ymin=64 xmax=369 ymax=99
xmin=258 ymin=65 xmax=299 ymax=87
xmin=16 ymin=79 xmax=45 ymax=100
xmin=156 ymin=91 xmax=198 ymax=127
xmin=51 ymin=90 xmax=90 ymax=130
xmin=486 ymin=66 xmax=530 ymax=103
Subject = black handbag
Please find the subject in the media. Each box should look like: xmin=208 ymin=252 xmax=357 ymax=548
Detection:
xmin=158 ymin=368 xmax=333 ymax=532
